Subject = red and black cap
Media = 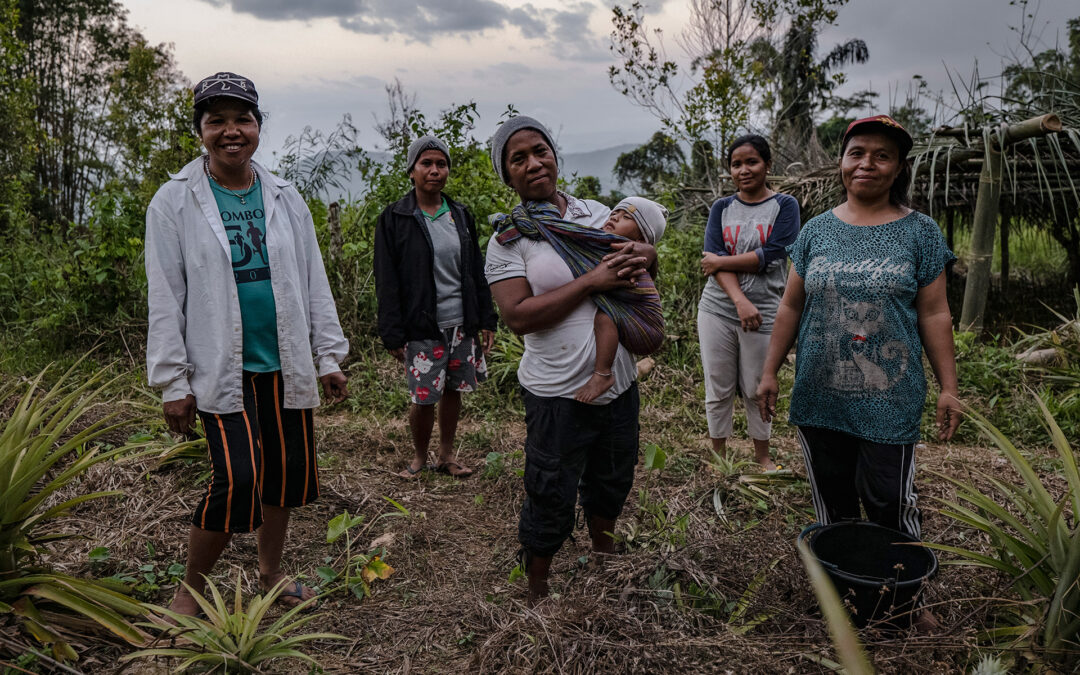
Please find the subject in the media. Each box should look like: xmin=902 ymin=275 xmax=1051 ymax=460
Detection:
xmin=841 ymin=115 xmax=913 ymax=157
xmin=193 ymin=72 xmax=259 ymax=107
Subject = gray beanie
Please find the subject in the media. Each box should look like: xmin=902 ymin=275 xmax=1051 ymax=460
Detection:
xmin=489 ymin=115 xmax=558 ymax=184
xmin=406 ymin=135 xmax=451 ymax=174
xmin=613 ymin=197 xmax=668 ymax=245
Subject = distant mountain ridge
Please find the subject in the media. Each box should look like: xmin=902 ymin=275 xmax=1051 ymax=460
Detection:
xmin=560 ymin=143 xmax=638 ymax=194
xmin=315 ymin=141 xmax=643 ymax=200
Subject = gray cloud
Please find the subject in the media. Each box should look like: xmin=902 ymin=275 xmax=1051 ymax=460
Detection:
xmin=821 ymin=0 xmax=1078 ymax=120
xmin=550 ymin=3 xmax=608 ymax=62
xmin=471 ymin=61 xmax=535 ymax=80
xmin=199 ymin=0 xmax=552 ymax=40
xmin=225 ymin=0 xmax=359 ymax=21
xmin=314 ymin=73 xmax=386 ymax=90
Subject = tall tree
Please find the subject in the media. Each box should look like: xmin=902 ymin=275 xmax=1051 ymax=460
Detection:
xmin=609 ymin=0 xmax=772 ymax=188
xmin=15 ymin=0 xmax=192 ymax=225
xmin=765 ymin=6 xmax=868 ymax=165
xmin=0 ymin=0 xmax=35 ymax=232
xmin=614 ymin=131 xmax=686 ymax=194
xmin=609 ymin=0 xmax=863 ymax=184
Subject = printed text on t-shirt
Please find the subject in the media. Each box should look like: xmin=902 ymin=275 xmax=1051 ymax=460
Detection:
xmin=807 ymin=255 xmax=912 ymax=281
xmin=723 ymin=223 xmax=773 ymax=253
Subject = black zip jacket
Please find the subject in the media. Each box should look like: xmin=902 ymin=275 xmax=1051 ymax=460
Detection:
xmin=374 ymin=190 xmax=497 ymax=350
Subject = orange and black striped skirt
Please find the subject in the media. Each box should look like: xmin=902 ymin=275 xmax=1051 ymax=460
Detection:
xmin=193 ymin=371 xmax=319 ymax=533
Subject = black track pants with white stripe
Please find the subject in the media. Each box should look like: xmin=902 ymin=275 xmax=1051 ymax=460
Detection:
xmin=796 ymin=426 xmax=921 ymax=540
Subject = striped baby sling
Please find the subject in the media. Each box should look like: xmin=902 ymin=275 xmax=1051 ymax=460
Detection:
xmin=491 ymin=200 xmax=664 ymax=356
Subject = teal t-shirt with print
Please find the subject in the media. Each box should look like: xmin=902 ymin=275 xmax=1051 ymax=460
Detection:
xmin=210 ymin=178 xmax=281 ymax=372
xmin=785 ymin=210 xmax=956 ymax=444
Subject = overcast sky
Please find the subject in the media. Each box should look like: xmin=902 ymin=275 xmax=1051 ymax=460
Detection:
xmin=121 ymin=0 xmax=1078 ymax=163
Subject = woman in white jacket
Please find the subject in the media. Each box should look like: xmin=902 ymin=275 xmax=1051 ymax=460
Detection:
xmin=145 ymin=72 xmax=348 ymax=616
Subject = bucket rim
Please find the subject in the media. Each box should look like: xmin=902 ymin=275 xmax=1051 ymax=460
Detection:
xmin=799 ymin=520 xmax=938 ymax=584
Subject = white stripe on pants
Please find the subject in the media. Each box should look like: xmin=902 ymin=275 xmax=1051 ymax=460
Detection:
xmin=697 ymin=310 xmax=772 ymax=441
xmin=796 ymin=425 xmax=921 ymax=540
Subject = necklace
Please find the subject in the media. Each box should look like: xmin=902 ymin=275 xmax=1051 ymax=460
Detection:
xmin=204 ymin=155 xmax=258 ymax=204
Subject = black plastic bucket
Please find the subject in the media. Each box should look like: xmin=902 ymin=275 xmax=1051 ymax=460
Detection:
xmin=798 ymin=521 xmax=937 ymax=628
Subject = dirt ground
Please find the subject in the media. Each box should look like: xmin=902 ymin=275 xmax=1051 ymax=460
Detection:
xmin=8 ymin=366 xmax=1062 ymax=674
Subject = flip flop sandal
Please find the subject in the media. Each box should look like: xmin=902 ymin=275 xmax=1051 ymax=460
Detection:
xmin=397 ymin=463 xmax=430 ymax=480
xmin=273 ymin=580 xmax=317 ymax=611
xmin=436 ymin=461 xmax=473 ymax=478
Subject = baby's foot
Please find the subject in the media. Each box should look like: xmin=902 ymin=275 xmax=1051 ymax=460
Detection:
xmin=574 ymin=372 xmax=614 ymax=403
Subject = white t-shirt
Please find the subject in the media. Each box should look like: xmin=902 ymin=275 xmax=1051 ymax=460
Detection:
xmin=484 ymin=193 xmax=636 ymax=402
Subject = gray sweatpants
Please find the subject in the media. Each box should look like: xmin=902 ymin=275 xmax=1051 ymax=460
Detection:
xmin=697 ymin=310 xmax=772 ymax=441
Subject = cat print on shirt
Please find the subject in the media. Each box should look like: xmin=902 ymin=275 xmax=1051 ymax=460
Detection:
xmin=826 ymin=292 xmax=910 ymax=392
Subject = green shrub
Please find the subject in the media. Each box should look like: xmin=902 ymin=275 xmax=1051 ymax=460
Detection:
xmin=127 ymin=574 xmax=344 ymax=673
xmin=925 ymin=397 xmax=1080 ymax=668
xmin=310 ymin=103 xmax=517 ymax=346
xmin=0 ymin=361 xmax=147 ymax=662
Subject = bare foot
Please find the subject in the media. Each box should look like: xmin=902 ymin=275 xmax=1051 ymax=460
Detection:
xmin=259 ymin=572 xmax=317 ymax=609
xmin=574 ymin=372 xmax=613 ymax=403
xmin=526 ymin=577 xmax=550 ymax=607
xmin=167 ymin=586 xmax=202 ymax=618
xmin=523 ymin=551 xmax=552 ymax=607
xmin=912 ymin=608 xmax=944 ymax=633
xmin=758 ymin=459 xmax=779 ymax=472
xmin=587 ymin=551 xmax=614 ymax=571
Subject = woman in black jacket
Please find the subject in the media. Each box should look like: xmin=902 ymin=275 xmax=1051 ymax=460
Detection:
xmin=375 ymin=135 xmax=497 ymax=479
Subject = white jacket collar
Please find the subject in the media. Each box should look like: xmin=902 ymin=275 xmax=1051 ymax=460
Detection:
xmin=171 ymin=156 xmax=293 ymax=260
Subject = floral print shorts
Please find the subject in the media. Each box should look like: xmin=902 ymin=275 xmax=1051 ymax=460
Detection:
xmin=404 ymin=326 xmax=487 ymax=405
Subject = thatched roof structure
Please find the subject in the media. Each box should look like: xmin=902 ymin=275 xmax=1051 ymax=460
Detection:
xmin=910 ymin=125 xmax=1080 ymax=221
xmin=772 ymin=122 xmax=1080 ymax=224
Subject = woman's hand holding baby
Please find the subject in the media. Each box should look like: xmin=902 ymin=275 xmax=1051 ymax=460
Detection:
xmin=584 ymin=255 xmax=641 ymax=291
xmin=602 ymin=240 xmax=654 ymax=282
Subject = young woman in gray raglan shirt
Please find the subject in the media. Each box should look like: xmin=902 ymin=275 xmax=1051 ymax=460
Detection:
xmin=698 ymin=134 xmax=800 ymax=471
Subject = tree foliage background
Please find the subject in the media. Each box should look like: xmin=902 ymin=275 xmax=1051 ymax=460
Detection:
xmin=0 ymin=0 xmax=1078 ymax=365
xmin=0 ymin=0 xmax=199 ymax=354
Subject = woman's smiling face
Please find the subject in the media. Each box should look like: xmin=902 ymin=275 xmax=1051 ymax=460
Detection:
xmin=729 ymin=143 xmax=770 ymax=195
xmin=199 ymin=98 xmax=260 ymax=172
xmin=840 ymin=132 xmax=902 ymax=202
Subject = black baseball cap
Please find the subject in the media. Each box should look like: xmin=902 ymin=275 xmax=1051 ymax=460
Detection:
xmin=193 ymin=72 xmax=259 ymax=107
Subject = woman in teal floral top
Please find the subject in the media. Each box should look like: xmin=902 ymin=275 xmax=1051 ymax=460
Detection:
xmin=756 ymin=115 xmax=960 ymax=544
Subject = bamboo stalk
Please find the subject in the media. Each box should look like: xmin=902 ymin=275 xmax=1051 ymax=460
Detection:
xmin=1000 ymin=202 xmax=1010 ymax=300
xmin=959 ymin=114 xmax=1063 ymax=332
xmin=959 ymin=140 xmax=1003 ymax=332
xmin=1003 ymin=114 xmax=1063 ymax=144
xmin=328 ymin=201 xmax=342 ymax=270
xmin=946 ymin=209 xmax=957 ymax=286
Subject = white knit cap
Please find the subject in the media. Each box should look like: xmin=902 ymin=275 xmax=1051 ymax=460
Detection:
xmin=613 ymin=197 xmax=668 ymax=245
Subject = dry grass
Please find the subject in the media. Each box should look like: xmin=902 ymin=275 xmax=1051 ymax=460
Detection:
xmin=6 ymin=367 xmax=1066 ymax=674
